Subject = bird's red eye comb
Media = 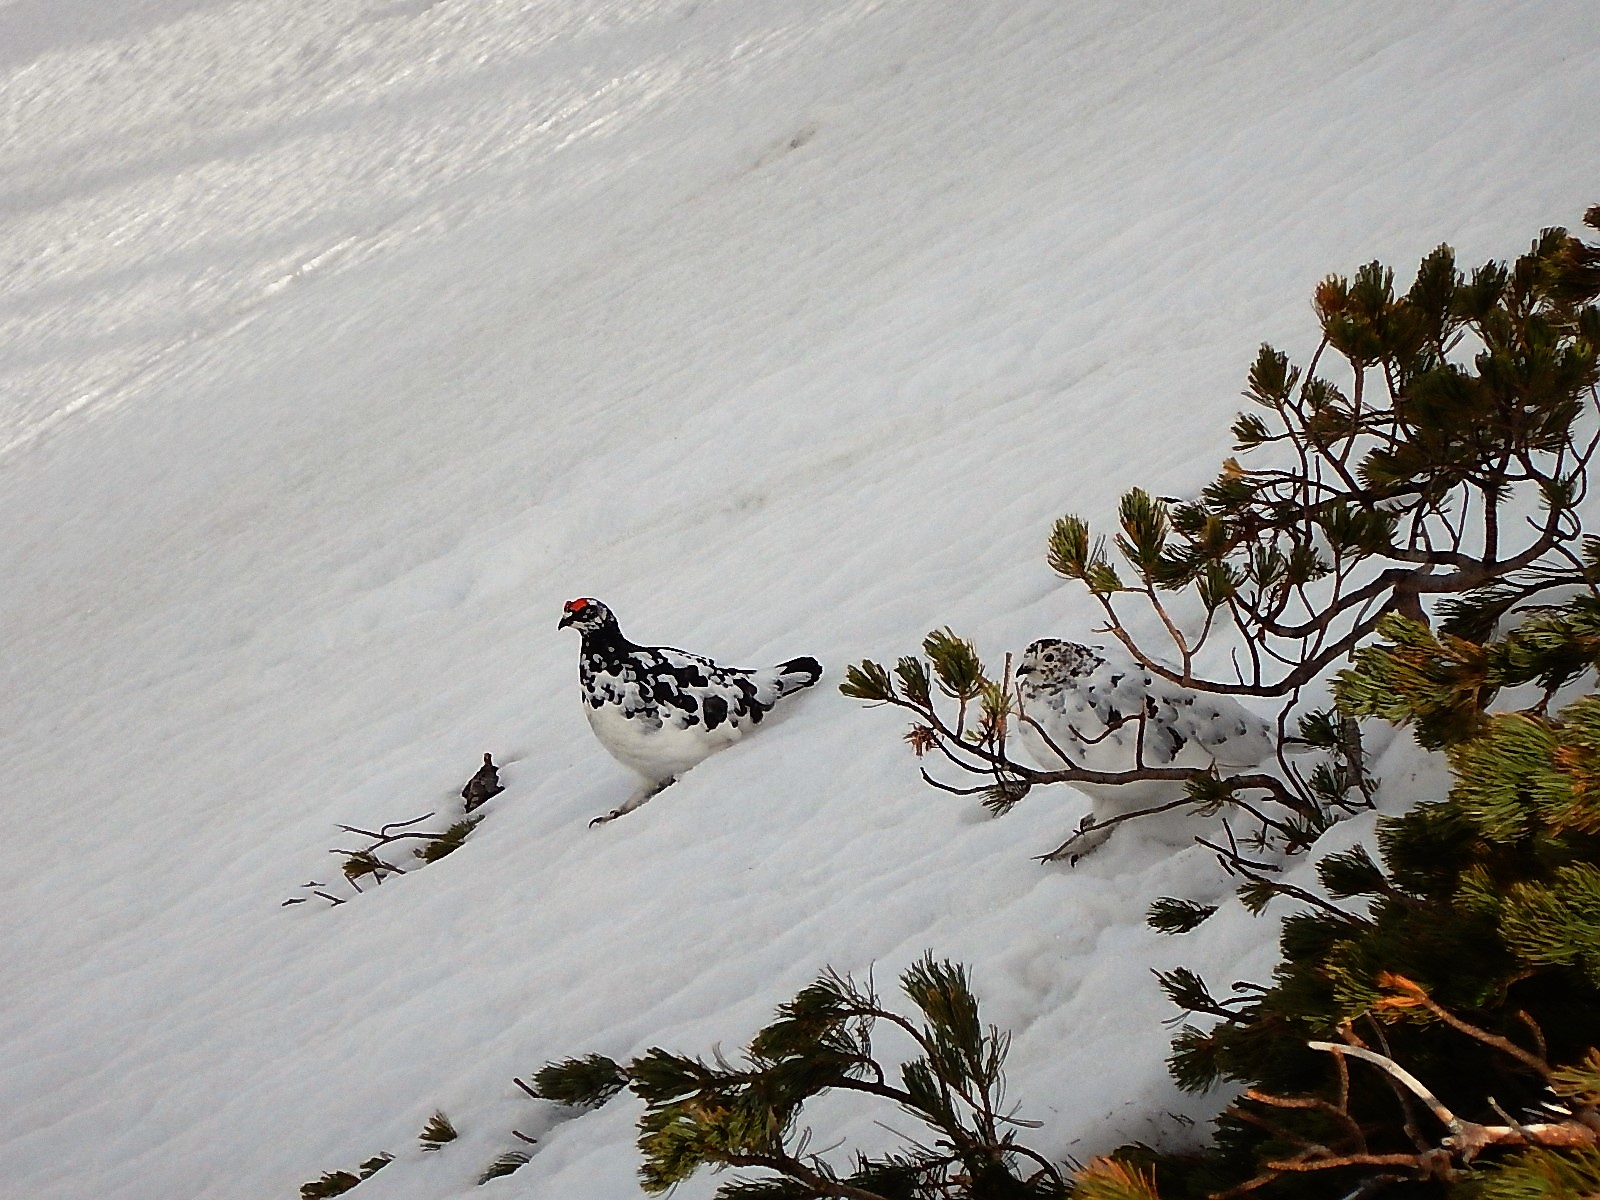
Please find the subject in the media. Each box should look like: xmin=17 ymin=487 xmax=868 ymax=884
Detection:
xmin=564 ymin=597 xmax=590 ymax=613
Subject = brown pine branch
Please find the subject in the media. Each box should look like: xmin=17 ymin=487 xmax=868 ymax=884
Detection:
xmin=1242 ymin=1087 xmax=1367 ymax=1149
xmin=719 ymin=1151 xmax=892 ymax=1200
xmin=1261 ymin=1149 xmax=1453 ymax=1176
xmin=1375 ymin=974 xmax=1553 ymax=1081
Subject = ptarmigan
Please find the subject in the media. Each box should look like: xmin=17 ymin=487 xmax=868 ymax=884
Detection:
xmin=559 ymin=597 xmax=822 ymax=823
xmin=1013 ymin=638 xmax=1282 ymax=856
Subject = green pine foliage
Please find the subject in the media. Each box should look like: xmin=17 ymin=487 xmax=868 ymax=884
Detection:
xmin=477 ymin=1151 xmax=532 ymax=1184
xmin=418 ymin=1110 xmax=458 ymax=1152
xmin=1069 ymin=1158 xmax=1163 ymax=1200
xmin=1134 ymin=689 xmax=1600 ymax=1196
xmin=414 ymin=817 xmax=482 ymax=863
xmin=1146 ymin=898 xmax=1220 ymax=936
xmin=340 ymin=851 xmax=392 ymax=885
xmin=298 ymin=1153 xmax=390 ymax=1199
xmin=1338 ymin=598 xmax=1600 ymax=753
xmin=1466 ymin=1147 xmax=1600 ymax=1200
xmin=1337 ymin=612 xmax=1496 ymax=749
xmin=531 ymin=1053 xmax=630 ymax=1108
xmin=300 ymin=1171 xmax=361 ymax=1200
xmin=531 ymin=956 xmax=1065 ymax=1199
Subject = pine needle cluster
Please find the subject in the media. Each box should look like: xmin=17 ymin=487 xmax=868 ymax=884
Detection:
xmin=417 ymin=1110 xmax=459 ymax=1152
xmin=298 ymin=1153 xmax=391 ymax=1199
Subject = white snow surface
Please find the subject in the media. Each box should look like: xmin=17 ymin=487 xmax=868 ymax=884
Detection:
xmin=2 ymin=2 xmax=1596 ymax=1197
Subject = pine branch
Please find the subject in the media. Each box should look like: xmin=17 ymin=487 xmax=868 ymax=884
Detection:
xmin=1373 ymin=974 xmax=1554 ymax=1081
xmin=1307 ymin=1042 xmax=1599 ymax=1160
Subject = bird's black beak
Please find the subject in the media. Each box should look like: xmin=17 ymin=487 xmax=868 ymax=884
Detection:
xmin=558 ymin=612 xmax=575 ymax=630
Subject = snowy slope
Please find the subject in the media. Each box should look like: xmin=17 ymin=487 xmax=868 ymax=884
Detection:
xmin=2 ymin=1 xmax=1597 ymax=1197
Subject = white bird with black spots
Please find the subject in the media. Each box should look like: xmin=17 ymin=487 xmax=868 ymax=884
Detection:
xmin=1013 ymin=638 xmax=1283 ymax=855
xmin=559 ymin=598 xmax=823 ymax=823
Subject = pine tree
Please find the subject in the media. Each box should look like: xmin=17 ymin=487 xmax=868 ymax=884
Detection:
xmin=1122 ymin=595 xmax=1600 ymax=1199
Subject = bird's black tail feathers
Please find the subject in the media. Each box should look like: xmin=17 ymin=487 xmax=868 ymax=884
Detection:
xmin=773 ymin=655 xmax=824 ymax=695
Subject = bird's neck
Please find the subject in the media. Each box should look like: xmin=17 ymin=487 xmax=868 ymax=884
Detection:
xmin=581 ymin=619 xmax=635 ymax=662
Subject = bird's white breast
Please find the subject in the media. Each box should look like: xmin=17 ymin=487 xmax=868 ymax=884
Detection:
xmin=584 ymin=700 xmax=743 ymax=783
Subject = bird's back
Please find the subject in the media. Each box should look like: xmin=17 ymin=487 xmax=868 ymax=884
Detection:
xmin=1018 ymin=643 xmax=1277 ymax=773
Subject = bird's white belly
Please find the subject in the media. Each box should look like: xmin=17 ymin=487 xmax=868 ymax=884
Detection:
xmin=585 ymin=702 xmax=743 ymax=783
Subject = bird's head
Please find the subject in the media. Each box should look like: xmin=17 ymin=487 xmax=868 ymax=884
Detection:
xmin=558 ymin=596 xmax=615 ymax=632
xmin=1016 ymin=638 xmax=1100 ymax=679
